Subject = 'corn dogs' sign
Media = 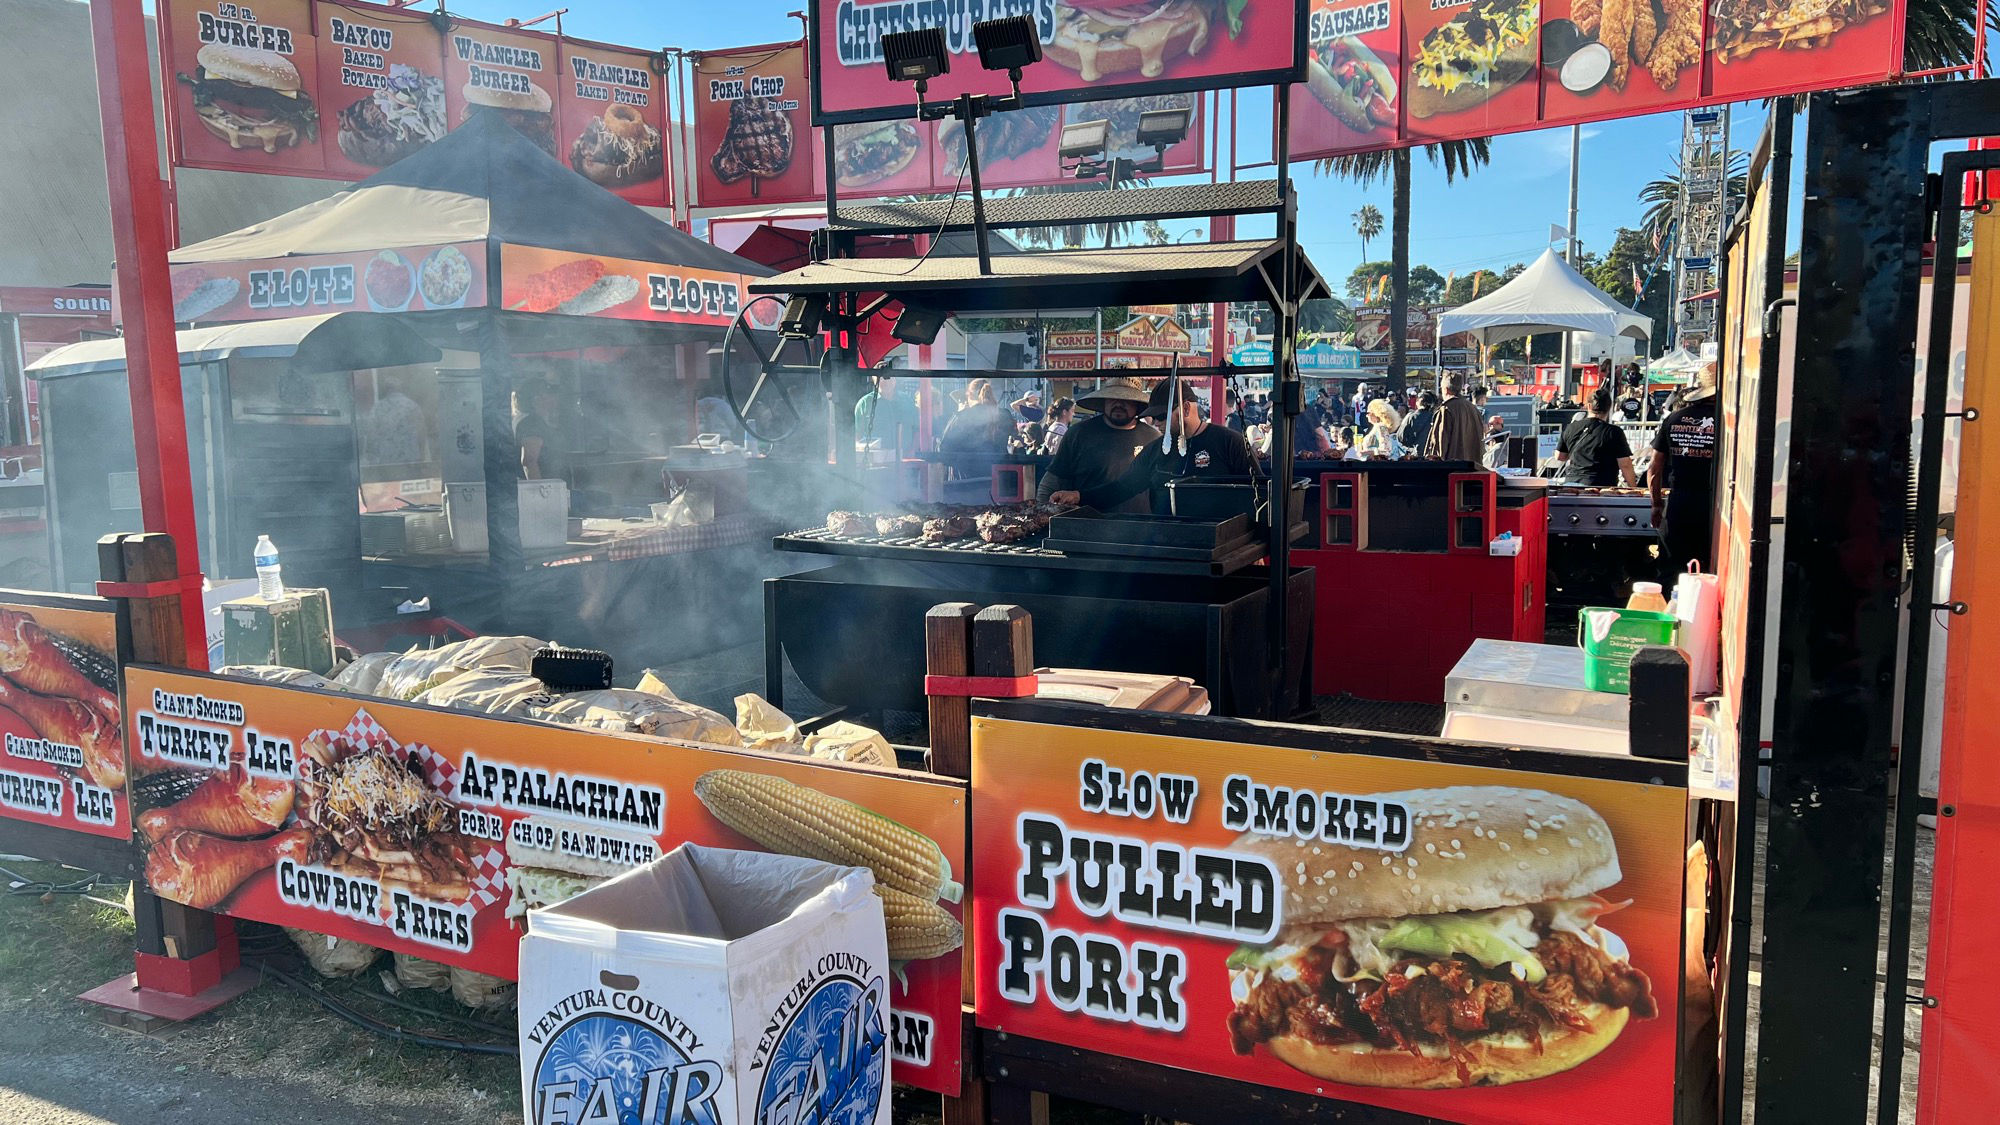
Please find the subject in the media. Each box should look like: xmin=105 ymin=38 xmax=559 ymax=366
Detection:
xmin=123 ymin=665 xmax=969 ymax=1095
xmin=0 ymin=595 xmax=127 ymax=841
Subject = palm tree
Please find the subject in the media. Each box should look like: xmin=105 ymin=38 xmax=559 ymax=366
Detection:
xmin=1316 ymin=141 xmax=1492 ymax=393
xmin=1904 ymin=0 xmax=1996 ymax=72
xmin=1637 ymin=151 xmax=1749 ymax=253
xmin=1353 ymin=204 xmax=1384 ymax=262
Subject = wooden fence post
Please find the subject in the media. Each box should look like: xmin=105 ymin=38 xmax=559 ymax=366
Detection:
xmin=98 ymin=532 xmax=249 ymax=1014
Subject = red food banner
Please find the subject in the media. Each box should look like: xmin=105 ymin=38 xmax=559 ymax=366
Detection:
xmin=125 ymin=666 xmax=970 ymax=1094
xmin=815 ymin=120 xmax=942 ymax=198
xmin=442 ymin=22 xmax=561 ymax=160
xmin=315 ymin=2 xmax=450 ymax=181
xmin=0 ymin=596 xmax=127 ymax=841
xmin=1290 ymin=0 xmax=1906 ymax=156
xmin=1537 ymin=0 xmax=1699 ymax=125
xmin=1703 ymin=0 xmax=1901 ymax=101
xmin=693 ymin=44 xmax=818 ymax=208
xmin=810 ymin=0 xmax=1306 ymax=125
xmin=498 ymin=245 xmax=754 ymax=328
xmin=163 ymin=243 xmax=487 ymax=324
xmin=1402 ymin=0 xmax=1543 ymax=146
xmin=557 ymin=40 xmax=672 ymax=208
xmin=1290 ymin=0 xmax=1404 ymax=158
xmin=163 ymin=0 xmax=327 ymax=176
xmin=972 ymin=715 xmax=1688 ymax=1122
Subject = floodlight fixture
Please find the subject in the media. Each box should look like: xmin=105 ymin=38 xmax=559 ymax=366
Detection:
xmin=1059 ymin=118 xmax=1110 ymax=161
xmin=880 ymin=27 xmax=950 ymax=84
xmin=891 ymin=304 xmax=949 ymax=346
xmin=1136 ymin=106 xmax=1193 ymax=149
xmin=973 ymin=15 xmax=1042 ymax=76
xmin=778 ymin=295 xmax=824 ymax=339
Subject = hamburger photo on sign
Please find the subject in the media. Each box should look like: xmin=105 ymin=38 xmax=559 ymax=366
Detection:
xmin=453 ymin=33 xmax=557 ymax=157
xmin=1046 ymin=0 xmax=1252 ymax=82
xmin=1225 ymin=786 xmax=1657 ymax=1088
xmin=178 ymin=42 xmax=319 ymax=155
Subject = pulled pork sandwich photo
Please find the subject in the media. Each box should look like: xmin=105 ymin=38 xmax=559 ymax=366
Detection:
xmin=1226 ymin=786 xmax=1656 ymax=1088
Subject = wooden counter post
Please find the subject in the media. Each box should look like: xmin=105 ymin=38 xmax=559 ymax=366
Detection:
xmin=926 ymin=604 xmax=979 ymax=775
xmin=99 ymin=532 xmax=246 ymax=1012
xmin=969 ymin=606 xmax=1051 ymax=1125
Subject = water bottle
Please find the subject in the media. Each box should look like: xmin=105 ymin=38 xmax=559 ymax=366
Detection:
xmin=254 ymin=536 xmax=283 ymax=601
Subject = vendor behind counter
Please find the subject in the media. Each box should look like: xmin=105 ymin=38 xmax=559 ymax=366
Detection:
xmin=1059 ymin=376 xmax=1257 ymax=514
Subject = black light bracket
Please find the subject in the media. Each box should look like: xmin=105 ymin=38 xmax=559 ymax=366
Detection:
xmin=885 ymin=17 xmax=1042 ymax=277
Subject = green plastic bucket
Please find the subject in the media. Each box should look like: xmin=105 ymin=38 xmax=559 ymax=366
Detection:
xmin=1577 ymin=607 xmax=1678 ymax=693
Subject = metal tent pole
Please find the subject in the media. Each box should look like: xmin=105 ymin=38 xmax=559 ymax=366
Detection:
xmin=89 ymin=0 xmax=207 ymax=667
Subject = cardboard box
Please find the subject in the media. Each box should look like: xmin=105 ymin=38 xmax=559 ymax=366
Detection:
xmin=518 ymin=844 xmax=892 ymax=1125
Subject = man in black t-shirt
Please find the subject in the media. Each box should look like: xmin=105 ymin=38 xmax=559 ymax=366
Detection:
xmin=1555 ymin=387 xmax=1637 ymax=487
xmin=1651 ymin=368 xmax=1719 ymax=575
xmin=1039 ymin=378 xmax=1162 ymax=514
xmin=1073 ymin=378 xmax=1258 ymax=513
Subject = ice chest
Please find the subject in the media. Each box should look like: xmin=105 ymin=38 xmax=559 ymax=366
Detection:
xmin=517 ymin=843 xmax=892 ymax=1125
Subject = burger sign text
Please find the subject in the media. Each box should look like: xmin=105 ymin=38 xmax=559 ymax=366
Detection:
xmin=971 ymin=719 xmax=1687 ymax=1121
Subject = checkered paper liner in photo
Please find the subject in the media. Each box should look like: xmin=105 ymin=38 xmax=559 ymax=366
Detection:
xmin=315 ymin=710 xmax=509 ymax=910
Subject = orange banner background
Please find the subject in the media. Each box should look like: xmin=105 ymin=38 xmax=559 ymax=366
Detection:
xmin=125 ymin=666 xmax=968 ymax=1093
xmin=971 ymin=716 xmax=1686 ymax=1123
xmin=0 ymin=598 xmax=124 ymax=840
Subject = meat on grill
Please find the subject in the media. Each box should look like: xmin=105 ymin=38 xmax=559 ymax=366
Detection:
xmin=827 ymin=511 xmax=872 ymax=537
xmin=922 ymin=514 xmax=978 ymax=543
xmin=712 ymin=97 xmax=794 ymax=183
xmin=875 ymin=513 xmax=925 ymax=538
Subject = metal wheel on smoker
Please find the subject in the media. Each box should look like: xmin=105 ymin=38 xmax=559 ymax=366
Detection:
xmin=719 ymin=295 xmax=824 ymax=445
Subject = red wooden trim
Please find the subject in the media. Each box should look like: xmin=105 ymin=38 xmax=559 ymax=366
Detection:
xmin=925 ymin=674 xmax=1039 ymax=698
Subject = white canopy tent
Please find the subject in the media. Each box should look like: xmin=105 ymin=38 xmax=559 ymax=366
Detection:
xmin=1645 ymin=345 xmax=1705 ymax=377
xmin=1437 ymin=248 xmax=1652 ymax=345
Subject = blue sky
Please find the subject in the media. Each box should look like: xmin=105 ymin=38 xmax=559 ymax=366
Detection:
xmin=446 ymin=0 xmax=1768 ymax=285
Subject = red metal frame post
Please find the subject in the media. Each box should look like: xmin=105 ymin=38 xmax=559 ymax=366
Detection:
xmin=90 ymin=0 xmax=208 ymax=668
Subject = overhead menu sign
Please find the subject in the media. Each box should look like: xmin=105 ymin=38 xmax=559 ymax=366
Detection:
xmin=1291 ymin=0 xmax=1905 ymax=156
xmin=809 ymin=0 xmax=1305 ymax=125
xmin=693 ymin=41 xmax=1211 ymax=208
xmin=159 ymin=0 xmax=673 ymax=207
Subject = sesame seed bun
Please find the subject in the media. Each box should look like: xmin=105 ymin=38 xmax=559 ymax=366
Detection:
xmin=461 ymin=80 xmax=552 ymax=115
xmin=195 ymin=42 xmax=302 ymax=93
xmin=1237 ymin=786 xmax=1622 ymax=923
xmin=1267 ymin=1000 xmax=1631 ymax=1088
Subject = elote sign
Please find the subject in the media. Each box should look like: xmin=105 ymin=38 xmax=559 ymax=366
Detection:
xmin=970 ymin=715 xmax=1688 ymax=1122
xmin=124 ymin=665 xmax=969 ymax=1094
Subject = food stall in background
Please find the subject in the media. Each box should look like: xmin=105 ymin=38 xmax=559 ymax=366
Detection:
xmin=39 ymin=117 xmax=796 ymax=669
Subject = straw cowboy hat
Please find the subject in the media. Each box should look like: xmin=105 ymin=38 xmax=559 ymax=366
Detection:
xmin=1684 ymin=361 xmax=1718 ymax=403
xmin=1079 ymin=376 xmax=1152 ymax=409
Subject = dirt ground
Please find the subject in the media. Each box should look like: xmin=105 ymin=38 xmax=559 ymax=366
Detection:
xmin=0 ymin=860 xmax=1133 ymax=1125
xmin=0 ymin=860 xmax=521 ymax=1125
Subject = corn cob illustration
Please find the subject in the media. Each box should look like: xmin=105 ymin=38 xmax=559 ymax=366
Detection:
xmin=693 ymin=769 xmax=964 ymax=904
xmin=875 ymin=885 xmax=964 ymax=961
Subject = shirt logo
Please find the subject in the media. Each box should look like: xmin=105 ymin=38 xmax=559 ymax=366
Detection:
xmin=1193 ymin=450 xmax=1212 ymax=468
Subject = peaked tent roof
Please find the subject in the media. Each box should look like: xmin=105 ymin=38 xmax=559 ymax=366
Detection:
xmin=1437 ymin=248 xmax=1650 ymax=345
xmin=171 ymin=114 xmax=768 ymax=277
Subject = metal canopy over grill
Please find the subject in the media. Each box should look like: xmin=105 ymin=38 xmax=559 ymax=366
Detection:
xmin=826 ymin=181 xmax=1284 ymax=236
xmin=749 ymin=239 xmax=1331 ymax=311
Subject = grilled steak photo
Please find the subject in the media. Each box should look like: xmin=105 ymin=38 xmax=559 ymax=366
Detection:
xmin=712 ymin=96 xmax=796 ymax=183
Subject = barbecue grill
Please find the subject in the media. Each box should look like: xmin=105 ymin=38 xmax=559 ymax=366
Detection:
xmin=750 ymin=162 xmax=1327 ymax=721
xmin=1547 ymin=485 xmax=1662 ymax=537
